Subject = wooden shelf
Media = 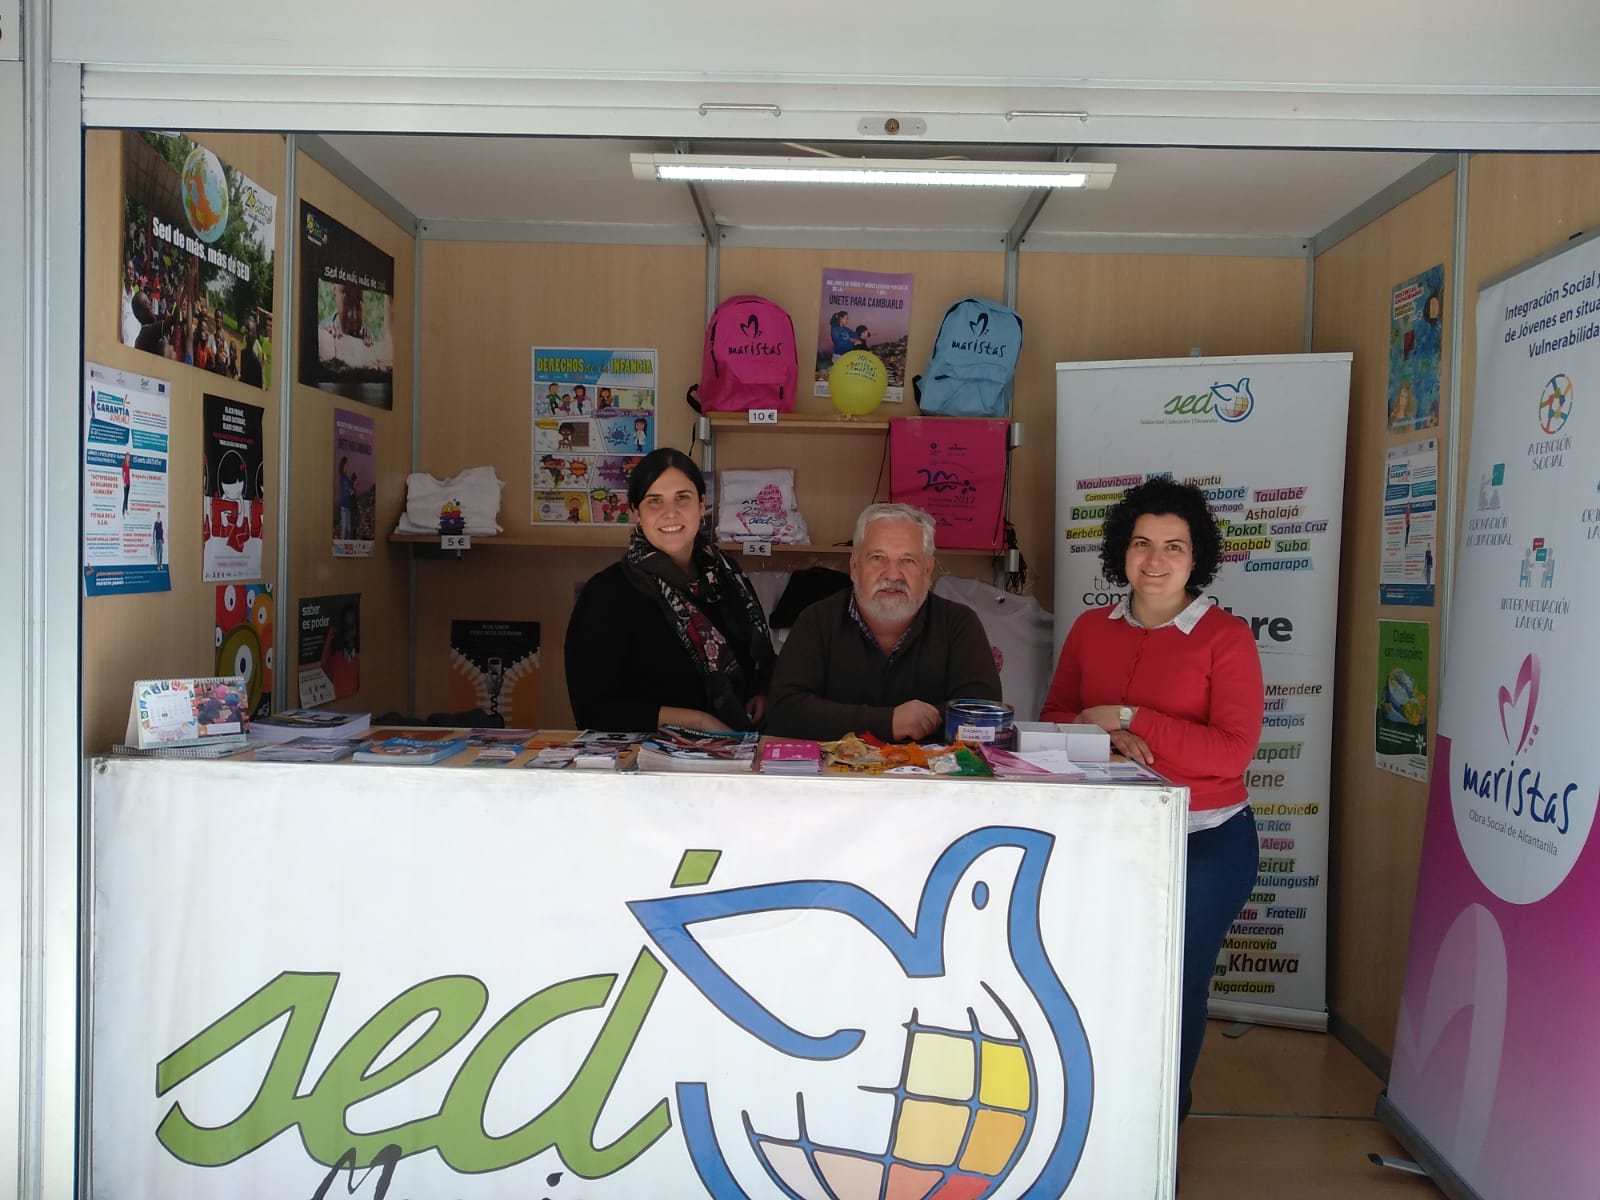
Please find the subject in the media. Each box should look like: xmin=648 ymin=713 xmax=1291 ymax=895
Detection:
xmin=707 ymin=412 xmax=891 ymax=434
xmin=717 ymin=541 xmax=998 ymax=559
xmin=390 ymin=526 xmax=631 ymax=549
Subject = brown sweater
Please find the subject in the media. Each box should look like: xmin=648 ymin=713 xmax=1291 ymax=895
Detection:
xmin=765 ymin=590 xmax=1002 ymax=741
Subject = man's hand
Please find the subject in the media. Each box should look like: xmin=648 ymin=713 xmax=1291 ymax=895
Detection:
xmin=892 ymin=700 xmax=942 ymax=742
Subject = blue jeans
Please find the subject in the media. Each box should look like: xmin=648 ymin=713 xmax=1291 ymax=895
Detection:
xmin=1179 ymin=806 xmax=1259 ymax=1120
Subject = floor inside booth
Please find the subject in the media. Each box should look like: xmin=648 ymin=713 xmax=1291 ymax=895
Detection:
xmin=1179 ymin=1023 xmax=1444 ymax=1199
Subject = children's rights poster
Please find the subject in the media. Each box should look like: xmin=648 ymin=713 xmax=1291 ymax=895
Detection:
xmin=1375 ymin=619 xmax=1430 ymax=781
xmin=449 ymin=620 xmax=540 ymax=727
xmin=82 ymin=361 xmax=172 ymax=597
xmin=119 ymin=132 xmax=276 ymax=389
xmin=332 ymin=409 xmax=376 ymax=558
xmin=298 ymin=593 xmax=360 ymax=706
xmin=299 ymin=201 xmax=395 ymax=409
xmin=531 ymin=347 xmax=655 ymax=525
xmin=1387 ymin=264 xmax=1444 ymax=433
xmin=816 ymin=267 xmax=913 ymax=403
xmin=201 ymin=394 xmax=265 ymax=583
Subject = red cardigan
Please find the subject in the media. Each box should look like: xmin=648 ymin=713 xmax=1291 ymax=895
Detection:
xmin=1040 ymin=605 xmax=1264 ymax=811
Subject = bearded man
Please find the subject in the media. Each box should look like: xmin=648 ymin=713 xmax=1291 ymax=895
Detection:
xmin=766 ymin=503 xmax=1001 ymax=741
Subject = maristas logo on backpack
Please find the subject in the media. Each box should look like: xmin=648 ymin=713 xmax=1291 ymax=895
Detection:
xmin=947 ymin=311 xmax=1010 ymax=358
xmin=726 ymin=314 xmax=787 ymax=357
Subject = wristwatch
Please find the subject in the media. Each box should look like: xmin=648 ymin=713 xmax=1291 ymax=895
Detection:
xmin=1118 ymin=705 xmax=1135 ymax=729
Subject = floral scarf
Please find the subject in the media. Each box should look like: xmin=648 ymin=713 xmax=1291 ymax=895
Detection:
xmin=619 ymin=528 xmax=775 ymax=730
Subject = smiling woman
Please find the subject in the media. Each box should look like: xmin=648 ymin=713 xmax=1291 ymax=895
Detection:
xmin=564 ymin=448 xmax=776 ymax=733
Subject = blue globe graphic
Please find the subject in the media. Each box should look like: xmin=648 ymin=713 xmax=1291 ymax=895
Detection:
xmin=181 ymin=146 xmax=230 ymax=245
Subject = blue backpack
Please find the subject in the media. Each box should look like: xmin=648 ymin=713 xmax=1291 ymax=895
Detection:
xmin=916 ymin=297 xmax=1024 ymax=417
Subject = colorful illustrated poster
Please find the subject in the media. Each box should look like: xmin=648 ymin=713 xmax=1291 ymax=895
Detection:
xmin=449 ymin=620 xmax=540 ymax=727
xmin=332 ymin=408 xmax=376 ymax=558
xmin=299 ymin=201 xmax=395 ymax=409
xmin=297 ymin=593 xmax=360 ymax=706
xmin=530 ymin=347 xmax=655 ymax=524
xmin=1375 ymin=620 xmax=1430 ymax=781
xmin=1386 ymin=235 xmax=1600 ymax=1200
xmin=82 ymin=361 xmax=171 ymax=597
xmin=1387 ymin=264 xmax=1444 ymax=432
xmin=815 ymin=267 xmax=914 ymax=403
xmin=1380 ymin=437 xmax=1438 ymax=606
xmin=201 ymin=394 xmax=265 ymax=583
xmin=119 ymin=131 xmax=276 ymax=389
xmin=1057 ymin=354 xmax=1352 ymax=1026
xmin=215 ymin=583 xmax=274 ymax=721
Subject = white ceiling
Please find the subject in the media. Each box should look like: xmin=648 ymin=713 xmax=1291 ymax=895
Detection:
xmin=322 ymin=135 xmax=1435 ymax=244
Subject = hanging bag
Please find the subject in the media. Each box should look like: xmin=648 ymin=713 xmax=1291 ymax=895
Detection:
xmin=888 ymin=417 xmax=1009 ymax=551
xmin=915 ymin=297 xmax=1024 ymax=417
xmin=695 ymin=295 xmax=799 ymax=412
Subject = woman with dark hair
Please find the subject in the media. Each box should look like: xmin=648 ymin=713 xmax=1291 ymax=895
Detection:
xmin=1039 ymin=476 xmax=1263 ymax=1125
xmin=564 ymin=447 xmax=775 ymax=732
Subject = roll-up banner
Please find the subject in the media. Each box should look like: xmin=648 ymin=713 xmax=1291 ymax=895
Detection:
xmin=1382 ymin=234 xmax=1600 ymax=1200
xmin=1056 ymin=354 xmax=1352 ymax=1029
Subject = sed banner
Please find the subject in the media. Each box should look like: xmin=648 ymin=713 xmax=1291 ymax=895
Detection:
xmin=91 ymin=763 xmax=1186 ymax=1197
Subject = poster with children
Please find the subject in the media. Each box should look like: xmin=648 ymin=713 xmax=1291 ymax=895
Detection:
xmin=299 ymin=201 xmax=395 ymax=409
xmin=119 ymin=131 xmax=276 ymax=389
xmin=815 ymin=267 xmax=914 ymax=403
xmin=331 ymin=409 xmax=376 ymax=557
xmin=530 ymin=348 xmax=656 ymax=524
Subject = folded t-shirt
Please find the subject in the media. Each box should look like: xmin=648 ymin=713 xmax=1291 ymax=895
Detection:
xmin=715 ymin=468 xmax=809 ymax=544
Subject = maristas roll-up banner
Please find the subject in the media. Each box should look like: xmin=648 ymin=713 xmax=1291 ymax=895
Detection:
xmin=1056 ymin=354 xmax=1352 ymax=1029
xmin=1381 ymin=233 xmax=1600 ymax=1200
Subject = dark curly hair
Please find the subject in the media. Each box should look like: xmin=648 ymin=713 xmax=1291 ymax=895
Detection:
xmin=1099 ymin=476 xmax=1223 ymax=592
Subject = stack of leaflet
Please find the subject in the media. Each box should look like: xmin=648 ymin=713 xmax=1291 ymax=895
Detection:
xmin=253 ymin=737 xmax=362 ymax=764
xmin=636 ymin=726 xmax=759 ymax=773
xmin=353 ymin=732 xmax=468 ymax=765
xmin=250 ymin=707 xmax=371 ymax=745
xmin=760 ymin=738 xmax=822 ymax=775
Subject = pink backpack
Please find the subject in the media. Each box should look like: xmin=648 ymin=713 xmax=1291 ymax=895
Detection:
xmin=697 ymin=295 xmax=798 ymax=412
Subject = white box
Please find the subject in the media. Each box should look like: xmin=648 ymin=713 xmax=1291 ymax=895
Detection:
xmin=1061 ymin=723 xmax=1112 ymax=762
xmin=1014 ymin=721 xmax=1067 ymax=751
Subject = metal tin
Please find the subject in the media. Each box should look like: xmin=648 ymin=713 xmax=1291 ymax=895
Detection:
xmin=945 ymin=699 xmax=1016 ymax=748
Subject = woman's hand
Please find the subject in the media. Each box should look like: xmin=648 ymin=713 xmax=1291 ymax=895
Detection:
xmin=1109 ymin=728 xmax=1155 ymax=765
xmin=745 ymin=694 xmax=767 ymax=725
xmin=1076 ymin=705 xmax=1123 ymax=733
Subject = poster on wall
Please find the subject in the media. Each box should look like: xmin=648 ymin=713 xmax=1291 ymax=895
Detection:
xmin=1387 ymin=264 xmax=1444 ymax=433
xmin=530 ymin=347 xmax=655 ymax=525
xmin=297 ymin=592 xmax=359 ymax=706
xmin=298 ymin=201 xmax=395 ymax=409
xmin=815 ymin=267 xmax=914 ymax=403
xmin=201 ymin=393 xmax=265 ymax=583
xmin=119 ymin=131 xmax=276 ymax=388
xmin=448 ymin=620 xmax=540 ymax=727
xmin=82 ymin=361 xmax=171 ymax=597
xmin=215 ymin=583 xmax=273 ymax=720
xmin=331 ymin=408 xmax=375 ymax=557
xmin=1056 ymin=354 xmax=1352 ymax=1028
xmin=1375 ymin=619 xmax=1429 ymax=781
xmin=1385 ymin=234 xmax=1600 ymax=1200
xmin=1380 ymin=437 xmax=1438 ymax=606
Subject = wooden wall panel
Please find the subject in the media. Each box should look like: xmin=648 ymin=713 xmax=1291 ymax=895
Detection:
xmin=288 ymin=151 xmax=416 ymax=718
xmin=412 ymin=240 xmax=707 ymax=725
xmin=1311 ymin=173 xmax=1457 ymax=1062
xmin=1014 ymin=254 xmax=1309 ymax=612
xmin=82 ymin=130 xmax=288 ymax=752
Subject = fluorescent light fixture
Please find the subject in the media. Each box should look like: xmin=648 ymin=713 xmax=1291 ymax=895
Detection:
xmin=630 ymin=153 xmax=1115 ymax=190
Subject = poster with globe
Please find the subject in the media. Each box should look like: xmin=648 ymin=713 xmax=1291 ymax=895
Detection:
xmin=120 ymin=131 xmax=277 ymax=390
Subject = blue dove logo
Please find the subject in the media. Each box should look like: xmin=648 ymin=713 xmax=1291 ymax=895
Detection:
xmin=629 ymin=826 xmax=1094 ymax=1199
xmin=1209 ymin=377 xmax=1255 ymax=423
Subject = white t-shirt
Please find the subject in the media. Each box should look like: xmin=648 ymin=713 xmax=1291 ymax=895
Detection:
xmin=932 ymin=575 xmax=1054 ymax=722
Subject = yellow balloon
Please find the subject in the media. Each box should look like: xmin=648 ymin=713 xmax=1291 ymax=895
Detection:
xmin=829 ymin=350 xmax=888 ymax=417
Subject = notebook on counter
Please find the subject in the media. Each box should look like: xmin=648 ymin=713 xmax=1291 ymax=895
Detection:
xmin=760 ymin=738 xmax=822 ymax=775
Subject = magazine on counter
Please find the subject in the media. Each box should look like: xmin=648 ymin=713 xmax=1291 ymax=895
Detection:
xmin=251 ymin=707 xmax=371 ymax=744
xmin=636 ymin=726 xmax=759 ymax=773
xmin=253 ymin=736 xmax=363 ymax=764
xmin=352 ymin=735 xmax=468 ymax=765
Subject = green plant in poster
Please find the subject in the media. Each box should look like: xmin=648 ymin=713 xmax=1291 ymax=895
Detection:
xmin=1376 ymin=620 xmax=1430 ymax=778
